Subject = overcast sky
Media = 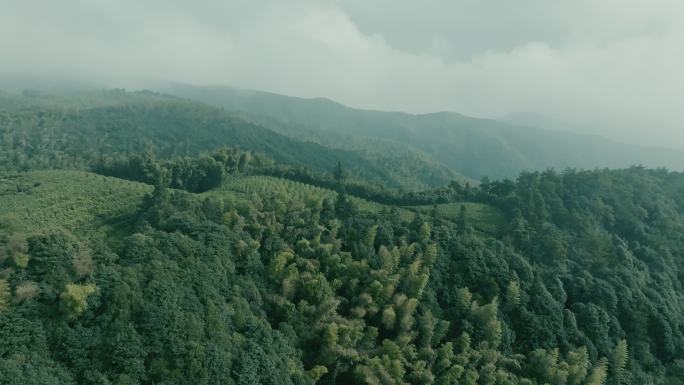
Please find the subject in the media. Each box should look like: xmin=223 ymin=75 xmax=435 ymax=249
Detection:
xmin=1 ymin=0 xmax=683 ymax=148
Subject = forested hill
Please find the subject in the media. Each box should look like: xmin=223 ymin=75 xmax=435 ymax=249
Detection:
xmin=2 ymin=142 xmax=684 ymax=383
xmin=2 ymin=87 xmax=684 ymax=384
xmin=0 ymin=90 xmax=459 ymax=190
xmin=164 ymin=84 xmax=684 ymax=180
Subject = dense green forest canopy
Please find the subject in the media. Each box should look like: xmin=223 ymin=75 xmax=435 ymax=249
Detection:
xmin=1 ymin=88 xmax=684 ymax=385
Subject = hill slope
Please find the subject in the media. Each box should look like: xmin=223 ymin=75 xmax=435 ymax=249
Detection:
xmin=166 ymin=84 xmax=684 ymax=180
xmin=2 ymin=165 xmax=684 ymax=384
xmin=3 ymin=87 xmax=684 ymax=385
xmin=0 ymin=90 xmax=457 ymax=190
xmin=0 ymin=170 xmax=151 ymax=233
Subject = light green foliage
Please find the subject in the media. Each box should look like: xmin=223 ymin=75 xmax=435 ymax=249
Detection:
xmin=72 ymin=242 xmax=94 ymax=277
xmin=506 ymin=281 xmax=521 ymax=307
xmin=206 ymin=175 xmax=414 ymax=220
xmin=457 ymin=332 xmax=472 ymax=352
xmin=470 ymin=299 xmax=503 ymax=347
xmin=0 ymin=171 xmax=151 ymax=233
xmin=456 ymin=288 xmax=473 ymax=313
xmin=424 ymin=243 xmax=438 ymax=266
xmin=364 ymin=225 xmax=378 ymax=248
xmin=0 ymin=279 xmax=10 ymax=312
xmin=611 ymin=340 xmax=628 ymax=384
xmin=566 ymin=347 xmax=589 ymax=385
xmin=407 ymin=202 xmax=506 ymax=234
xmin=14 ymin=281 xmax=40 ymax=302
xmin=269 ymin=250 xmax=294 ymax=278
xmin=307 ymin=365 xmax=328 ymax=382
xmin=525 ymin=348 xmax=574 ymax=385
xmin=0 ymin=233 xmax=29 ymax=267
xmin=382 ymin=306 xmax=396 ymax=330
xmin=12 ymin=251 xmax=29 ymax=268
xmin=59 ymin=283 xmax=97 ymax=319
xmin=420 ymin=222 xmax=431 ymax=241
xmin=395 ymin=295 xmax=418 ymax=333
xmin=462 ymin=368 xmax=479 ymax=385
xmin=586 ymin=358 xmax=609 ymax=385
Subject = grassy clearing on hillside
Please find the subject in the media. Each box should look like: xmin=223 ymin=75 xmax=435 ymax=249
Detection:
xmin=0 ymin=171 xmax=502 ymax=237
xmin=0 ymin=170 xmax=151 ymax=234
xmin=205 ymin=175 xmax=415 ymax=220
xmin=406 ymin=202 xmax=506 ymax=234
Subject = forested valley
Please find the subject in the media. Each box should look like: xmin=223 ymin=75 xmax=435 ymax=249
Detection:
xmin=1 ymin=89 xmax=684 ymax=385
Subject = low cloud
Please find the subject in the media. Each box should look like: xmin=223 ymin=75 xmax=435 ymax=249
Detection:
xmin=2 ymin=0 xmax=683 ymax=148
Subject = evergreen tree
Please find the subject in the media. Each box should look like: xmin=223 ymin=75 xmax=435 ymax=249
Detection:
xmin=457 ymin=204 xmax=467 ymax=233
xmin=610 ymin=340 xmax=628 ymax=385
xmin=333 ymin=161 xmax=346 ymax=183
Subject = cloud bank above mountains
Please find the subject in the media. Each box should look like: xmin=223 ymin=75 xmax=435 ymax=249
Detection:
xmin=2 ymin=0 xmax=683 ymax=148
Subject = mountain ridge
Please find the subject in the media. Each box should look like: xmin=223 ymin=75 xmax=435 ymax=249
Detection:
xmin=164 ymin=84 xmax=684 ymax=180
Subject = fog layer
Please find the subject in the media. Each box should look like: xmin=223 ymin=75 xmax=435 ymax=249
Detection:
xmin=2 ymin=0 xmax=683 ymax=148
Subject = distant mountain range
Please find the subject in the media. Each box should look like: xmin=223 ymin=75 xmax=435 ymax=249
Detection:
xmin=165 ymin=84 xmax=684 ymax=181
xmin=3 ymin=84 xmax=684 ymax=191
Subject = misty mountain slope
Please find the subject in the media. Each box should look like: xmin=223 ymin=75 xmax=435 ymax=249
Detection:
xmin=225 ymin=108 xmax=468 ymax=187
xmin=167 ymin=84 xmax=684 ymax=180
xmin=0 ymin=90 xmax=458 ymax=190
xmin=0 ymin=90 xmax=455 ymax=189
xmin=162 ymin=85 xmax=470 ymax=184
